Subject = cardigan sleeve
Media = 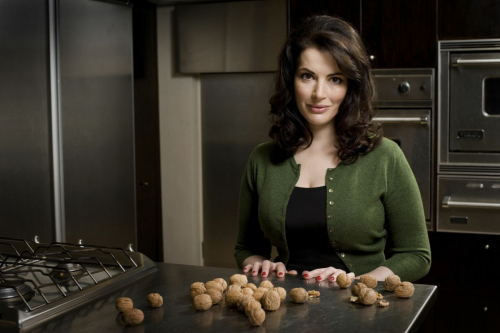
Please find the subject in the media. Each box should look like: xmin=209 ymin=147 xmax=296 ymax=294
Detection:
xmin=381 ymin=144 xmax=431 ymax=282
xmin=234 ymin=151 xmax=272 ymax=268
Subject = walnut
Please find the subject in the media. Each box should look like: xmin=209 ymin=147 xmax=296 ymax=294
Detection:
xmin=359 ymin=274 xmax=378 ymax=288
xmin=261 ymin=290 xmax=280 ymax=311
xmin=383 ymin=275 xmax=402 ymax=291
xmin=115 ymin=297 xmax=133 ymax=312
xmin=289 ymin=288 xmax=308 ymax=304
xmin=349 ymin=296 xmax=360 ymax=303
xmin=336 ymin=272 xmax=352 ymax=288
xmin=205 ymin=280 xmax=224 ymax=293
xmin=259 ymin=280 xmax=274 ymax=289
xmin=247 ymin=307 xmax=266 ymax=326
xmin=244 ymin=283 xmax=257 ymax=291
xmin=351 ymin=282 xmax=367 ymax=296
xmin=394 ymin=282 xmax=415 ymax=298
xmin=193 ymin=294 xmax=212 ymax=311
xmin=252 ymin=287 xmax=269 ymax=302
xmin=376 ymin=292 xmax=383 ymax=300
xmin=190 ymin=282 xmax=206 ymax=299
xmin=241 ymin=287 xmax=254 ymax=297
xmin=147 ymin=293 xmax=163 ymax=308
xmin=205 ymin=289 xmax=222 ymax=305
xmin=272 ymin=287 xmax=286 ymax=302
xmin=122 ymin=308 xmax=144 ymax=326
xmin=229 ymin=274 xmax=248 ymax=287
xmin=237 ymin=295 xmax=254 ymax=312
xmin=244 ymin=299 xmax=262 ymax=317
xmin=378 ymin=300 xmax=390 ymax=307
xmin=225 ymin=289 xmax=242 ymax=308
xmin=359 ymin=288 xmax=377 ymax=306
xmin=227 ymin=285 xmax=242 ymax=293
xmin=308 ymin=290 xmax=320 ymax=298
xmin=213 ymin=278 xmax=227 ymax=291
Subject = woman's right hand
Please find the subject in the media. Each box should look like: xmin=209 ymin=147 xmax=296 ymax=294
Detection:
xmin=243 ymin=259 xmax=298 ymax=278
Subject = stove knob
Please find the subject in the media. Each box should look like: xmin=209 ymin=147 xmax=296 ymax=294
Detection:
xmin=398 ymin=82 xmax=410 ymax=94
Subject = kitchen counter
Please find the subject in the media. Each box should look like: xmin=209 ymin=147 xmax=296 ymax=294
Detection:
xmin=27 ymin=263 xmax=437 ymax=333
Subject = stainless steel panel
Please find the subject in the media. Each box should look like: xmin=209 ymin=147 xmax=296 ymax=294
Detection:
xmin=375 ymin=110 xmax=431 ymax=221
xmin=175 ymin=0 xmax=286 ymax=73
xmin=202 ymin=73 xmax=274 ymax=268
xmin=374 ymin=75 xmax=433 ymax=101
xmin=0 ymin=0 xmax=54 ymax=240
xmin=58 ymin=0 xmax=136 ymax=247
xmin=437 ymin=176 xmax=500 ymax=235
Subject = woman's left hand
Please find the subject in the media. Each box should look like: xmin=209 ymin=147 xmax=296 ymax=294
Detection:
xmin=302 ymin=267 xmax=355 ymax=283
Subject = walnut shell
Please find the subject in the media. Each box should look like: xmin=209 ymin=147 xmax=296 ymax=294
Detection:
xmin=252 ymin=287 xmax=269 ymax=302
xmin=229 ymin=274 xmax=248 ymax=287
xmin=259 ymin=280 xmax=274 ymax=289
xmin=244 ymin=283 xmax=257 ymax=291
xmin=351 ymin=282 xmax=367 ymax=296
xmin=147 ymin=293 xmax=163 ymax=308
xmin=225 ymin=289 xmax=243 ymax=308
xmin=289 ymin=288 xmax=308 ymax=304
xmin=213 ymin=278 xmax=227 ymax=291
xmin=261 ymin=290 xmax=280 ymax=311
xmin=115 ymin=297 xmax=133 ymax=313
xmin=384 ymin=275 xmax=402 ymax=292
xmin=336 ymin=272 xmax=352 ymax=288
xmin=205 ymin=280 xmax=224 ymax=293
xmin=193 ymin=294 xmax=212 ymax=311
xmin=237 ymin=295 xmax=254 ymax=312
xmin=394 ymin=281 xmax=415 ymax=298
xmin=359 ymin=274 xmax=378 ymax=288
xmin=241 ymin=287 xmax=254 ymax=297
xmin=359 ymin=288 xmax=377 ymax=305
xmin=205 ymin=289 xmax=222 ymax=304
xmin=190 ymin=283 xmax=207 ymax=299
xmin=227 ymin=284 xmax=242 ymax=293
xmin=122 ymin=308 xmax=144 ymax=326
xmin=272 ymin=287 xmax=286 ymax=302
xmin=244 ymin=299 xmax=262 ymax=317
xmin=247 ymin=307 xmax=266 ymax=326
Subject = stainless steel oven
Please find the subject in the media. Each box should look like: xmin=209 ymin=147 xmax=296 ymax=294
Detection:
xmin=438 ymin=40 xmax=500 ymax=235
xmin=372 ymin=69 xmax=434 ymax=230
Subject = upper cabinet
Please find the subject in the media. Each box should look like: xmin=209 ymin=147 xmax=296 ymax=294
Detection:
xmin=289 ymin=0 xmax=360 ymax=32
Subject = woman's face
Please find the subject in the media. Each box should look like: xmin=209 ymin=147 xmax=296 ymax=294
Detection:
xmin=294 ymin=47 xmax=348 ymax=130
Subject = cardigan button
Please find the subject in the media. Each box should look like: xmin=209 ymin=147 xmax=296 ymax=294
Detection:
xmin=329 ymin=188 xmax=333 ymax=193
xmin=329 ymin=201 xmax=334 ymax=206
xmin=329 ymin=228 xmax=334 ymax=233
xmin=341 ymin=253 xmax=345 ymax=257
xmin=349 ymin=264 xmax=352 ymax=268
xmin=328 ymin=177 xmax=333 ymax=181
xmin=327 ymin=214 xmax=332 ymax=219
xmin=328 ymin=168 xmax=333 ymax=172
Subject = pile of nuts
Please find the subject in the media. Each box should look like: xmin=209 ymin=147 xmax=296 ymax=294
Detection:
xmin=115 ymin=292 xmax=164 ymax=326
xmin=349 ymin=274 xmax=415 ymax=308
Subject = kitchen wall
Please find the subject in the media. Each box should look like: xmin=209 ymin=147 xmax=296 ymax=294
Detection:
xmin=157 ymin=6 xmax=203 ymax=266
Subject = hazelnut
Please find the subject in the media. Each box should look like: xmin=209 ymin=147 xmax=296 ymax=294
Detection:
xmin=259 ymin=280 xmax=274 ymax=289
xmin=394 ymin=282 xmax=415 ymax=298
xmin=261 ymin=290 xmax=280 ymax=311
xmin=193 ymin=294 xmax=212 ymax=311
xmin=190 ymin=282 xmax=206 ymax=299
xmin=213 ymin=278 xmax=227 ymax=291
xmin=122 ymin=308 xmax=144 ymax=326
xmin=272 ymin=287 xmax=286 ymax=302
xmin=146 ymin=293 xmax=163 ymax=308
xmin=227 ymin=285 xmax=242 ymax=293
xmin=244 ymin=283 xmax=257 ymax=291
xmin=244 ymin=299 xmax=262 ymax=317
xmin=229 ymin=274 xmax=248 ymax=287
xmin=359 ymin=274 xmax=377 ymax=288
xmin=241 ymin=287 xmax=254 ymax=297
xmin=115 ymin=297 xmax=133 ymax=313
xmin=289 ymin=288 xmax=308 ymax=304
xmin=237 ymin=295 xmax=254 ymax=312
xmin=205 ymin=281 xmax=224 ymax=293
xmin=247 ymin=307 xmax=266 ymax=326
xmin=225 ymin=289 xmax=242 ymax=308
xmin=351 ymin=282 xmax=367 ymax=296
xmin=384 ymin=275 xmax=402 ymax=291
xmin=336 ymin=272 xmax=352 ymax=289
xmin=205 ymin=289 xmax=222 ymax=305
xmin=359 ymin=288 xmax=377 ymax=305
xmin=252 ymin=287 xmax=268 ymax=302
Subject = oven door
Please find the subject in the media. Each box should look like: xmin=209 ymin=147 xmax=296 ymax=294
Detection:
xmin=449 ymin=52 xmax=500 ymax=152
xmin=373 ymin=109 xmax=431 ymax=222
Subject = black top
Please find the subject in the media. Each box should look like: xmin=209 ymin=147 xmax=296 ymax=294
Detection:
xmin=285 ymin=186 xmax=349 ymax=273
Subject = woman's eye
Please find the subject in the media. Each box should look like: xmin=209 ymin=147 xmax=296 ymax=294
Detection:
xmin=330 ymin=77 xmax=343 ymax=84
xmin=300 ymin=73 xmax=313 ymax=80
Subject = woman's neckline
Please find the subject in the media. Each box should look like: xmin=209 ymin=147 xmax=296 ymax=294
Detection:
xmin=294 ymin=185 xmax=326 ymax=189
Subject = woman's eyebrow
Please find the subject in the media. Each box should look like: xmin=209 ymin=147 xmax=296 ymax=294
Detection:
xmin=297 ymin=67 xmax=345 ymax=76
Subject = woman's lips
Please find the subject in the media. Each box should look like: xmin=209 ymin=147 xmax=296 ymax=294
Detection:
xmin=308 ymin=104 xmax=330 ymax=113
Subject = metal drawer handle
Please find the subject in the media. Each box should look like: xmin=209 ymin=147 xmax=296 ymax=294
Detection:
xmin=452 ymin=58 xmax=500 ymax=66
xmin=372 ymin=116 xmax=428 ymax=125
xmin=442 ymin=196 xmax=500 ymax=209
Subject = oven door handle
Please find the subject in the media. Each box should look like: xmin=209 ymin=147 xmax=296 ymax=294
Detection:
xmin=442 ymin=196 xmax=500 ymax=209
xmin=372 ymin=116 xmax=428 ymax=125
xmin=452 ymin=58 xmax=500 ymax=66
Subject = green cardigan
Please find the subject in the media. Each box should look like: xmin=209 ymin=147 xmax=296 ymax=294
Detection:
xmin=234 ymin=138 xmax=431 ymax=282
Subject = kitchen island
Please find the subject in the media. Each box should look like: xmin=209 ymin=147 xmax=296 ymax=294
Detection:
xmin=27 ymin=263 xmax=437 ymax=332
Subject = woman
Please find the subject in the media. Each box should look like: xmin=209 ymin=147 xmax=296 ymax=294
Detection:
xmin=234 ymin=15 xmax=431 ymax=283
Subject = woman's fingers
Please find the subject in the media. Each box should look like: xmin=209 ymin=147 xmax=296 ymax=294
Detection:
xmin=328 ymin=269 xmax=346 ymax=282
xmin=260 ymin=260 xmax=272 ymax=277
xmin=243 ymin=264 xmax=253 ymax=273
xmin=275 ymin=262 xmax=286 ymax=278
xmin=315 ymin=267 xmax=337 ymax=282
xmin=251 ymin=261 xmax=262 ymax=276
xmin=347 ymin=272 xmax=355 ymax=281
xmin=287 ymin=270 xmax=298 ymax=275
xmin=303 ymin=268 xmax=327 ymax=280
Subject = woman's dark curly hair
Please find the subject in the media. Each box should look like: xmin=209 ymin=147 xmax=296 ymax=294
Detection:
xmin=269 ymin=15 xmax=382 ymax=164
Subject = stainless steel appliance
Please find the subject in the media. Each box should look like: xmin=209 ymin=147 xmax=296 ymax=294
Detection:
xmin=0 ymin=237 xmax=155 ymax=331
xmin=438 ymin=40 xmax=500 ymax=235
xmin=372 ymin=69 xmax=435 ymax=230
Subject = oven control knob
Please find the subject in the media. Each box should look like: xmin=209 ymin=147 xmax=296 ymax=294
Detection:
xmin=398 ymin=82 xmax=410 ymax=94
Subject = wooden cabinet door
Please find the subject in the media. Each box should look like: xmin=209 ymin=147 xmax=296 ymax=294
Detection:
xmin=361 ymin=0 xmax=437 ymax=68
